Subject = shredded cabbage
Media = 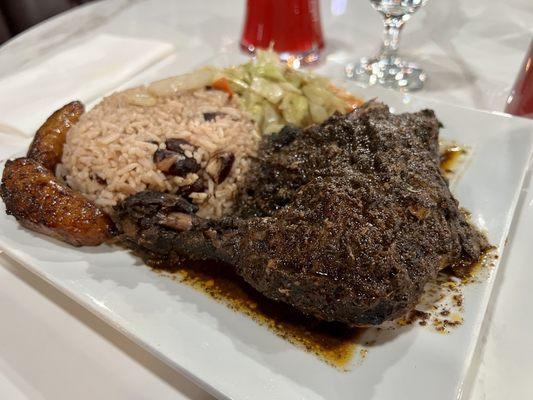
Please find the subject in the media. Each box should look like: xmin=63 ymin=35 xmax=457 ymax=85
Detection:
xmin=220 ymin=49 xmax=361 ymax=133
xmin=144 ymin=49 xmax=362 ymax=134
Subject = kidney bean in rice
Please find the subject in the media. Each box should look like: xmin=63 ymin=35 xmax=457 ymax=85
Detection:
xmin=57 ymin=87 xmax=260 ymax=218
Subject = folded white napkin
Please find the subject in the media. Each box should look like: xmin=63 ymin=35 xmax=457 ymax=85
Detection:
xmin=0 ymin=34 xmax=174 ymax=138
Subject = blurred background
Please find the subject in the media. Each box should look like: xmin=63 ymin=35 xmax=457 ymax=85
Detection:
xmin=0 ymin=0 xmax=94 ymax=43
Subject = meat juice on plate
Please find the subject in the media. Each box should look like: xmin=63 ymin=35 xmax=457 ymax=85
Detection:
xmin=155 ymin=261 xmax=362 ymax=369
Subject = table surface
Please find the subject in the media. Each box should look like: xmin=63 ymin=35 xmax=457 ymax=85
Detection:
xmin=0 ymin=0 xmax=532 ymax=399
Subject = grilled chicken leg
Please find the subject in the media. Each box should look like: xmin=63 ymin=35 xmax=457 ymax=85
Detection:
xmin=116 ymin=103 xmax=489 ymax=325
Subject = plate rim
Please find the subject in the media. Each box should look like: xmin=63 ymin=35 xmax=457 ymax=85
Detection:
xmin=0 ymin=89 xmax=532 ymax=400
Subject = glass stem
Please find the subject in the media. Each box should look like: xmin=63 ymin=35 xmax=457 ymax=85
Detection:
xmin=378 ymin=16 xmax=405 ymax=64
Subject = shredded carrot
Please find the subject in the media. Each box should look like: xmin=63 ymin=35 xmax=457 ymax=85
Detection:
xmin=328 ymin=84 xmax=364 ymax=110
xmin=212 ymin=77 xmax=234 ymax=98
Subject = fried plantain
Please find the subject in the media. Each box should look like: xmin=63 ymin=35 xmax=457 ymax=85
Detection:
xmin=27 ymin=101 xmax=84 ymax=170
xmin=1 ymin=157 xmax=116 ymax=246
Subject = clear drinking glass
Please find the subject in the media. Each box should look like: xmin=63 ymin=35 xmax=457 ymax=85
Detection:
xmin=346 ymin=0 xmax=428 ymax=91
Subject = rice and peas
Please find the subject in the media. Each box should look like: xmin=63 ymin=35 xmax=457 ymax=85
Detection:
xmin=57 ymin=51 xmax=362 ymax=218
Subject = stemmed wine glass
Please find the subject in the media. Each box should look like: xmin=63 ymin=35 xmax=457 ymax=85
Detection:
xmin=346 ymin=0 xmax=428 ymax=91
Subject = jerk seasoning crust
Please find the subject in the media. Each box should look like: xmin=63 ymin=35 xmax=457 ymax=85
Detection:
xmin=116 ymin=102 xmax=490 ymax=326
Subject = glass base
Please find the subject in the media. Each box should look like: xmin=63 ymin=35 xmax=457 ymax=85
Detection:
xmin=240 ymin=43 xmax=322 ymax=68
xmin=345 ymin=57 xmax=426 ymax=91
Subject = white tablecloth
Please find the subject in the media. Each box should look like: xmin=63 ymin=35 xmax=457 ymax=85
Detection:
xmin=0 ymin=1 xmax=531 ymax=399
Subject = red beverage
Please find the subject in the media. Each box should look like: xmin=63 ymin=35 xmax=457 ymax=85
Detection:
xmin=240 ymin=0 xmax=325 ymax=65
xmin=505 ymin=40 xmax=533 ymax=118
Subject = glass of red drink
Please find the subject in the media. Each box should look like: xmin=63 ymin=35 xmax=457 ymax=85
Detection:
xmin=505 ymin=40 xmax=533 ymax=119
xmin=240 ymin=0 xmax=325 ymax=67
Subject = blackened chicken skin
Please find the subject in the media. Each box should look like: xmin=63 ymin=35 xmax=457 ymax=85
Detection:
xmin=27 ymin=101 xmax=84 ymax=170
xmin=1 ymin=101 xmax=116 ymax=246
xmin=1 ymin=158 xmax=115 ymax=246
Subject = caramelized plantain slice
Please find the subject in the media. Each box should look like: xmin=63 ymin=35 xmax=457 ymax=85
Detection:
xmin=27 ymin=101 xmax=84 ymax=170
xmin=1 ymin=158 xmax=115 ymax=246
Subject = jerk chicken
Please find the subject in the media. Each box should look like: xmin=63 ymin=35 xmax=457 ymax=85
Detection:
xmin=116 ymin=102 xmax=489 ymax=326
xmin=0 ymin=102 xmax=116 ymax=246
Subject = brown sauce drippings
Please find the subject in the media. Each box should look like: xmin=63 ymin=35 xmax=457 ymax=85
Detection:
xmin=392 ymin=249 xmax=497 ymax=333
xmin=451 ymin=249 xmax=497 ymax=284
xmin=155 ymin=261 xmax=362 ymax=369
xmin=440 ymin=145 xmax=467 ymax=178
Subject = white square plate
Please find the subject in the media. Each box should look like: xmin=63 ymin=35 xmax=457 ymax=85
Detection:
xmin=0 ymin=85 xmax=532 ymax=400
